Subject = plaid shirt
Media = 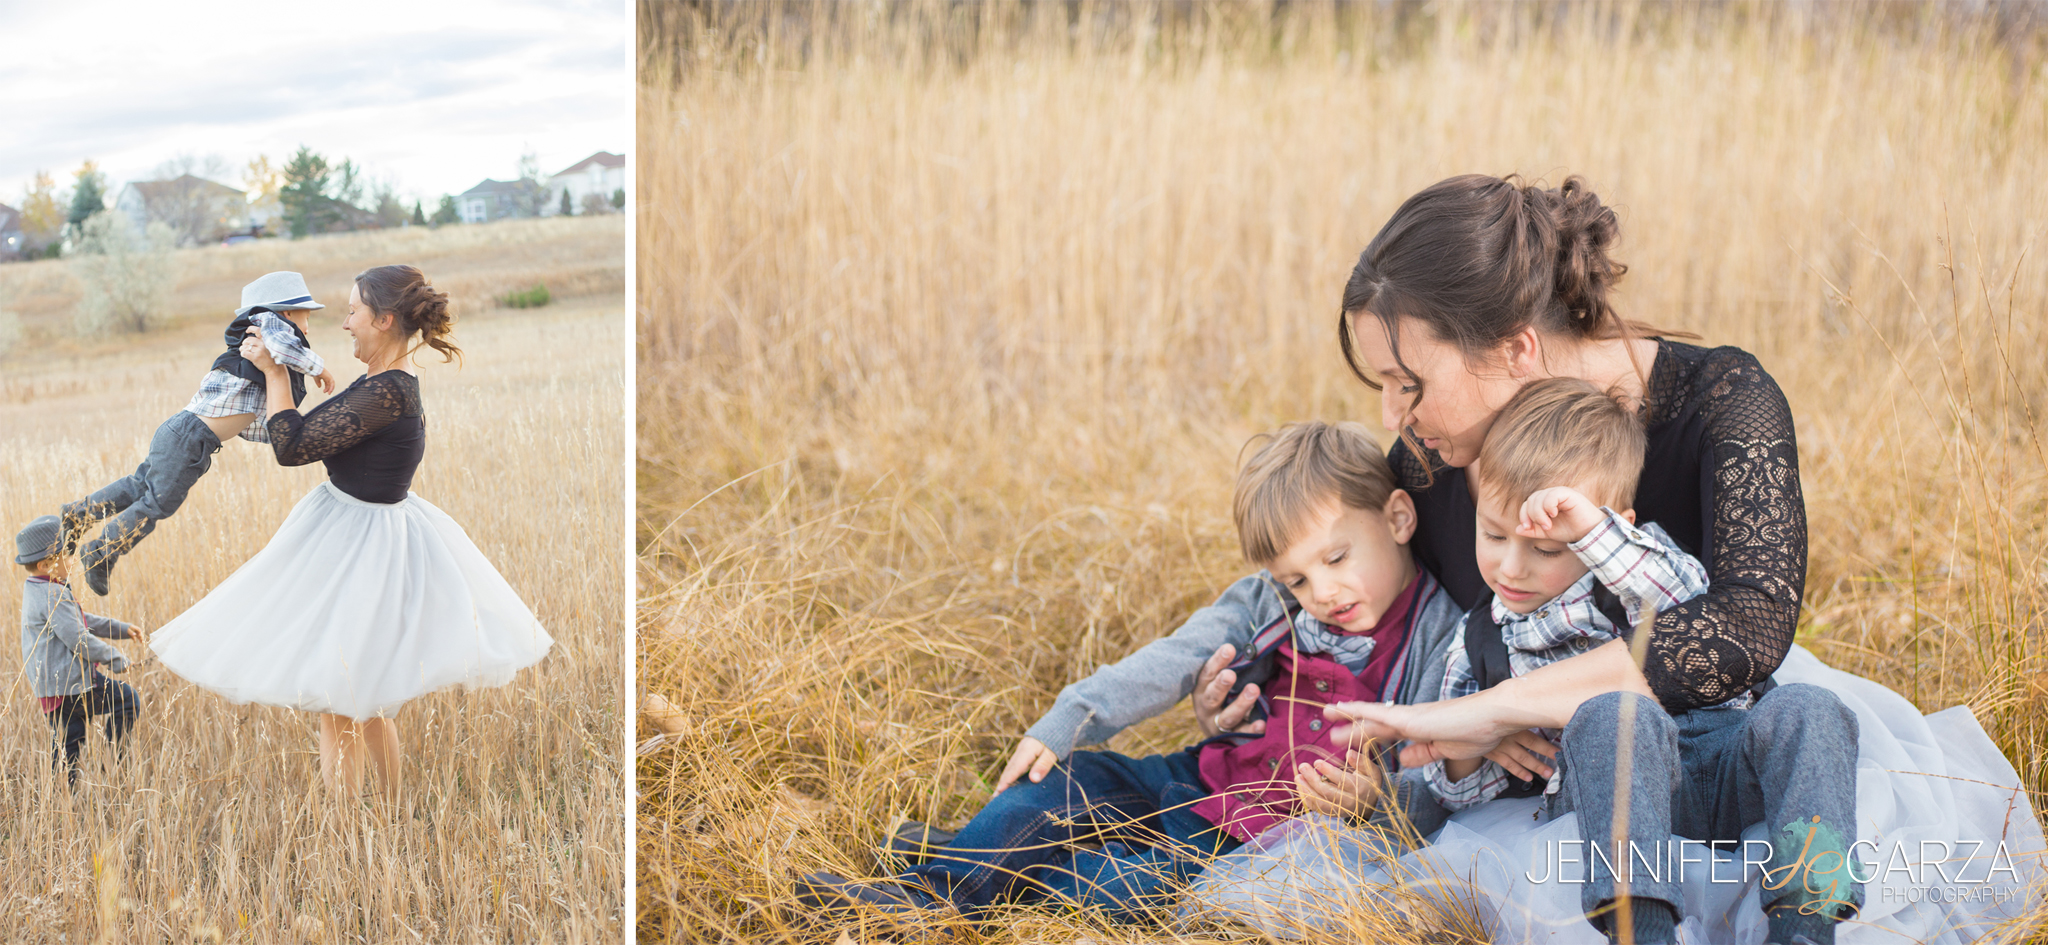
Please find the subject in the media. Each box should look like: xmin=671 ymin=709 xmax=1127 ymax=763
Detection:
xmin=1424 ymin=511 xmax=1712 ymax=811
xmin=181 ymin=311 xmax=325 ymax=443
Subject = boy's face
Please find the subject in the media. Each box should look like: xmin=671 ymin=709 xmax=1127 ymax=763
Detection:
xmin=30 ymin=555 xmax=66 ymax=581
xmin=1473 ymin=483 xmax=1594 ymax=615
xmin=1264 ymin=491 xmax=1418 ymax=632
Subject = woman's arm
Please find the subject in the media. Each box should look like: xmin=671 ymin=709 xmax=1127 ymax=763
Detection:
xmin=1634 ymin=351 xmax=1804 ymax=711
xmin=1327 ymin=638 xmax=1655 ymax=767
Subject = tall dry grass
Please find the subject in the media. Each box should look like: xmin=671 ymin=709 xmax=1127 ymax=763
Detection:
xmin=638 ymin=3 xmax=2048 ymax=941
xmin=0 ymin=221 xmax=624 ymax=943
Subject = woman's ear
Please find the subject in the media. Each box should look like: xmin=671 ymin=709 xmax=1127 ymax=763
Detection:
xmin=1500 ymin=325 xmax=1544 ymax=380
xmin=1383 ymin=489 xmax=1418 ymax=544
xmin=375 ymin=310 xmax=398 ymax=333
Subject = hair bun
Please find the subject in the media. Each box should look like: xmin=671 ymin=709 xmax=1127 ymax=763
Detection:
xmin=1532 ymin=176 xmax=1625 ymax=336
xmin=356 ymin=265 xmax=463 ymax=364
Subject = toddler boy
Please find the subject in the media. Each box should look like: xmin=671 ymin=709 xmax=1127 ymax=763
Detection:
xmin=60 ymin=271 xmax=334 ymax=594
xmin=1423 ymin=377 xmax=1859 ymax=945
xmin=16 ymin=515 xmax=142 ymax=785
xmin=797 ymin=420 xmax=1464 ymax=929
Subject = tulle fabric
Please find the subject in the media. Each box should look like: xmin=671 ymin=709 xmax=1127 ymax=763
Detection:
xmin=151 ymin=481 xmax=553 ymax=721
xmin=1184 ymin=646 xmax=2045 ymax=943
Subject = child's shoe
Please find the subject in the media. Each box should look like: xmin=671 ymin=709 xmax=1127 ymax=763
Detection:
xmin=792 ymin=871 xmax=955 ymax=939
xmin=81 ymin=548 xmax=117 ymax=596
xmin=874 ymin=820 xmax=957 ymax=872
xmin=55 ymin=502 xmax=101 ymax=558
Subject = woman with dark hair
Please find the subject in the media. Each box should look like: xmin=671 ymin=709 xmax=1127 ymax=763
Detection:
xmin=1184 ymin=176 xmax=2039 ymax=943
xmin=150 ymin=265 xmax=553 ymax=803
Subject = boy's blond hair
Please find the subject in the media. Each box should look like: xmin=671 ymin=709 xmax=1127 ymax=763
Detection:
xmin=1470 ymin=376 xmax=1645 ymax=510
xmin=1234 ymin=421 xmax=1397 ymax=563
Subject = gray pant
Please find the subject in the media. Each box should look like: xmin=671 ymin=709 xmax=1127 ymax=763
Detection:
xmin=68 ymin=410 xmax=221 ymax=567
xmin=1552 ymin=684 xmax=1863 ymax=940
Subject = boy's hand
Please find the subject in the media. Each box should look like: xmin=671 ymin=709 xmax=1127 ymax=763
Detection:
xmin=127 ymin=625 xmax=148 ymax=643
xmin=1194 ymin=643 xmax=1265 ymax=738
xmin=1516 ymin=486 xmax=1606 ymax=544
xmin=994 ymin=736 xmax=1059 ymax=795
xmin=1483 ymin=728 xmax=1559 ymax=783
xmin=312 ymin=368 xmax=335 ymax=394
xmin=1293 ymin=749 xmax=1381 ymax=817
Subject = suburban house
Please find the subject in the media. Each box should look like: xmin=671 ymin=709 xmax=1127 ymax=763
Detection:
xmin=0 ymin=203 xmax=23 ymax=262
xmin=458 ymin=177 xmax=546 ymax=223
xmin=545 ymin=151 xmax=624 ymax=215
xmin=116 ymin=175 xmax=251 ymax=245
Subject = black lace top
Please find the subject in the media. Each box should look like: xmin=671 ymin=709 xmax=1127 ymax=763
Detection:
xmin=265 ymin=371 xmax=426 ymax=504
xmin=1392 ymin=340 xmax=1805 ymax=712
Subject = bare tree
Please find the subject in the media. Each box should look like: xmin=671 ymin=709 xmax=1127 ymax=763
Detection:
xmin=72 ymin=211 xmax=178 ymax=334
xmin=141 ymin=154 xmax=243 ymax=246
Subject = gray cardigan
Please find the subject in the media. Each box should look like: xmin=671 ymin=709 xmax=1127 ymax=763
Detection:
xmin=1024 ymin=568 xmax=1462 ymax=758
xmin=19 ymin=578 xmax=131 ymax=697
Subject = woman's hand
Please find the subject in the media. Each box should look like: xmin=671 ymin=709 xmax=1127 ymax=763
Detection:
xmin=1325 ymin=695 xmax=1527 ymax=769
xmin=1292 ymin=749 xmax=1381 ymax=818
xmin=993 ymin=736 xmax=1059 ymax=795
xmin=241 ymin=328 xmax=285 ymax=374
xmin=1193 ymin=643 xmax=1265 ymax=738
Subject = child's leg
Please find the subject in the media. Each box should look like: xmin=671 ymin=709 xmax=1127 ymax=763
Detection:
xmin=360 ymin=717 xmax=402 ymax=803
xmin=902 ymin=749 xmax=1210 ymax=917
xmin=1051 ymin=751 xmax=1237 ymax=918
xmin=1556 ymin=691 xmax=1684 ymax=943
xmin=47 ymin=698 xmax=89 ymax=786
xmin=85 ymin=680 xmax=141 ymax=757
xmin=79 ymin=413 xmax=222 ymax=589
xmin=1681 ymin=684 xmax=1862 ymax=945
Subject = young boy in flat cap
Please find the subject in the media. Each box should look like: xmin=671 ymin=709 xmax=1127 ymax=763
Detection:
xmin=59 ymin=271 xmax=336 ymax=594
xmin=16 ymin=515 xmax=142 ymax=785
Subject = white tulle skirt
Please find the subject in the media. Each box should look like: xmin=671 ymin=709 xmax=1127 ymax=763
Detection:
xmin=1184 ymin=646 xmax=2046 ymax=944
xmin=151 ymin=481 xmax=554 ymax=721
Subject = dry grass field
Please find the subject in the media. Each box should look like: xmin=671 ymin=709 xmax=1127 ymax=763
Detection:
xmin=0 ymin=216 xmax=624 ymax=943
xmin=638 ymin=4 xmax=2048 ymax=941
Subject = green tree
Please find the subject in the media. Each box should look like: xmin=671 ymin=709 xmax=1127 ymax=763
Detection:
xmin=432 ymin=195 xmax=460 ymax=226
xmin=411 ymin=200 xmax=427 ymax=226
xmin=66 ymin=160 xmax=106 ymax=228
xmin=610 ymin=188 xmax=624 ymax=210
xmin=559 ymin=187 xmax=574 ymax=217
xmin=280 ymin=146 xmax=332 ymax=238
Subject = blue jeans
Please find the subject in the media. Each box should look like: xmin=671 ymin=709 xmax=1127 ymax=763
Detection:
xmin=47 ymin=679 xmax=140 ymax=785
xmin=68 ymin=410 xmax=221 ymax=568
xmin=1553 ymin=684 xmax=1863 ymax=939
xmin=904 ymin=748 xmax=1241 ymax=919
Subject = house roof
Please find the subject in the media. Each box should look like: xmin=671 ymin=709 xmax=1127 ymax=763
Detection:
xmin=550 ymin=151 xmax=624 ymax=177
xmin=461 ymin=178 xmax=543 ymax=197
xmin=125 ymin=175 xmax=245 ymax=201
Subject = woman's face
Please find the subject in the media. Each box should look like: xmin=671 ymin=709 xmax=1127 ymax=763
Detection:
xmin=1351 ymin=314 xmax=1525 ymax=468
xmin=342 ymin=283 xmax=395 ymax=366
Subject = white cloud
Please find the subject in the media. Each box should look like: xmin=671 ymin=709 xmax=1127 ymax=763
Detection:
xmin=0 ymin=0 xmax=627 ymax=208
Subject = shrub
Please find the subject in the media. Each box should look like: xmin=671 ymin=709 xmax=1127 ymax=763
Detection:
xmin=498 ymin=283 xmax=551 ymax=308
xmin=71 ymin=211 xmax=177 ymax=334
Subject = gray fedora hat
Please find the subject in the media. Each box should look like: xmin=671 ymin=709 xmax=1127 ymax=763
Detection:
xmin=15 ymin=514 xmax=60 ymax=565
xmin=236 ymin=271 xmax=327 ymax=317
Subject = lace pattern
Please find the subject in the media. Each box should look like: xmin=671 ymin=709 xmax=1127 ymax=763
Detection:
xmin=266 ymin=371 xmax=423 ymax=466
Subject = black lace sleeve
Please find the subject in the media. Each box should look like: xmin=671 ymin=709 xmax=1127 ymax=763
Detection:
xmin=1640 ymin=351 xmax=1806 ymax=711
xmin=266 ymin=372 xmax=417 ymax=466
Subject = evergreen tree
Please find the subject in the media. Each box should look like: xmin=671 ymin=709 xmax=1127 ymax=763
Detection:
xmin=66 ymin=161 xmax=106 ymax=228
xmin=559 ymin=187 xmax=574 ymax=217
xmin=432 ymin=195 xmax=461 ymax=226
xmin=411 ymin=200 xmax=427 ymax=226
xmin=279 ymin=146 xmax=332 ymax=238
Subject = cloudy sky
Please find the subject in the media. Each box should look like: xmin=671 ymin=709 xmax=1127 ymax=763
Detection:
xmin=0 ymin=0 xmax=627 ymax=210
